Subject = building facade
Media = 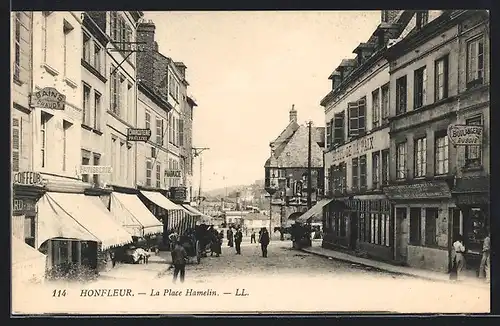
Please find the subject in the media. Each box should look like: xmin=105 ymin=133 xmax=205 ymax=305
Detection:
xmin=383 ymin=10 xmax=489 ymax=272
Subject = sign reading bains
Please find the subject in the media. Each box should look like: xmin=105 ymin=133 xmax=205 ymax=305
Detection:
xmin=29 ymin=87 xmax=66 ymax=110
xmin=127 ymin=128 xmax=152 ymax=142
xmin=447 ymin=124 xmax=483 ymax=146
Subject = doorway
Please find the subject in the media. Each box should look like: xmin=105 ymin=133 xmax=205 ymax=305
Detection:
xmin=395 ymin=207 xmax=408 ymax=262
xmin=349 ymin=212 xmax=358 ymax=250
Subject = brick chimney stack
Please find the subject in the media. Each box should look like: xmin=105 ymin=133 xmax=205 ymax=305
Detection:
xmin=136 ymin=20 xmax=156 ymax=88
xmin=289 ymin=104 xmax=297 ymax=123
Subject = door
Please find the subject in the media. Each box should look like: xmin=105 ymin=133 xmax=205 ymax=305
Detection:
xmin=349 ymin=212 xmax=358 ymax=250
xmin=396 ymin=208 xmax=408 ymax=262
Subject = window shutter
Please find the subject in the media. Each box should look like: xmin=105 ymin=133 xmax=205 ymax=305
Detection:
xmin=348 ymin=102 xmax=359 ymax=137
xmin=326 ymin=121 xmax=332 ymax=149
xmin=12 ymin=118 xmax=20 ymax=172
xmin=358 ymin=98 xmax=366 ymax=134
xmin=333 ymin=112 xmax=344 ymax=145
xmin=179 ymin=119 xmax=184 ymax=147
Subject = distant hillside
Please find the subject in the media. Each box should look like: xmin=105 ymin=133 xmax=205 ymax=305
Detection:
xmin=202 ymin=179 xmax=267 ymax=206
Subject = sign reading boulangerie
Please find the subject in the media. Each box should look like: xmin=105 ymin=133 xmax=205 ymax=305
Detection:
xmin=29 ymin=87 xmax=66 ymax=110
xmin=447 ymin=124 xmax=483 ymax=146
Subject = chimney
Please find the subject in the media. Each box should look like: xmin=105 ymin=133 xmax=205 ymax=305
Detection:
xmin=136 ymin=20 xmax=156 ymax=88
xmin=289 ymin=104 xmax=297 ymax=123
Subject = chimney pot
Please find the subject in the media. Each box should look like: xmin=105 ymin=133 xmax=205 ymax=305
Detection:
xmin=289 ymin=105 xmax=297 ymax=122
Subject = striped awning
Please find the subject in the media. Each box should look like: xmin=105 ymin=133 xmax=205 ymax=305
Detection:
xmin=140 ymin=190 xmax=183 ymax=211
xmin=295 ymin=199 xmax=333 ymax=223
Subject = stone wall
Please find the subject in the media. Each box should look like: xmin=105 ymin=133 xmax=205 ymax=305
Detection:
xmin=407 ymin=245 xmax=449 ymax=272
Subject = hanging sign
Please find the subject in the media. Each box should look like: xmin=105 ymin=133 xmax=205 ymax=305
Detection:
xmin=170 ymin=187 xmax=187 ymax=202
xmin=447 ymin=124 xmax=483 ymax=146
xmin=13 ymin=171 xmax=43 ymax=186
xmin=127 ymin=128 xmax=152 ymax=142
xmin=80 ymin=165 xmax=113 ymax=174
xmin=29 ymin=87 xmax=66 ymax=110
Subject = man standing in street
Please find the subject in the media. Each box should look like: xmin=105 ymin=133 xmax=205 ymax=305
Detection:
xmin=234 ymin=228 xmax=243 ymax=254
xmin=479 ymin=231 xmax=490 ymax=283
xmin=171 ymin=241 xmax=188 ymax=283
xmin=227 ymin=227 xmax=234 ymax=247
xmin=250 ymin=229 xmax=256 ymax=244
xmin=259 ymin=227 xmax=270 ymax=258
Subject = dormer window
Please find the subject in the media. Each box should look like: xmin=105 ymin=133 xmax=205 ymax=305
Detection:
xmin=416 ymin=11 xmax=429 ymax=30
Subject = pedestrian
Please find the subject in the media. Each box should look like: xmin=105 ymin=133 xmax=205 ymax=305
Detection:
xmin=171 ymin=241 xmax=188 ymax=283
xmin=479 ymin=231 xmax=490 ymax=283
xmin=452 ymin=234 xmax=466 ymax=281
xmin=227 ymin=228 xmax=234 ymax=247
xmin=250 ymin=230 xmax=256 ymax=244
xmin=259 ymin=227 xmax=270 ymax=258
xmin=234 ymin=228 xmax=243 ymax=254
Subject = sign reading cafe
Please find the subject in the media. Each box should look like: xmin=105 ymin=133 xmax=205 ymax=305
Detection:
xmin=29 ymin=87 xmax=66 ymax=110
xmin=447 ymin=124 xmax=483 ymax=146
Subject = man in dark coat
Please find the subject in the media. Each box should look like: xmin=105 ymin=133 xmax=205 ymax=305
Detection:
xmin=171 ymin=241 xmax=188 ymax=283
xmin=234 ymin=228 xmax=243 ymax=254
xmin=259 ymin=228 xmax=270 ymax=258
xmin=227 ymin=228 xmax=234 ymax=247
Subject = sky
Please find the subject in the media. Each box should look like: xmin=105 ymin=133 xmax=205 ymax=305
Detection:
xmin=143 ymin=11 xmax=381 ymax=191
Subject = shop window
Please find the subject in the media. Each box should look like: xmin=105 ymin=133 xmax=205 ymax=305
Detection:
xmin=359 ymin=213 xmax=366 ymax=242
xmin=409 ymin=208 xmax=422 ymax=245
xmin=465 ymin=116 xmax=482 ymax=168
xmin=340 ymin=213 xmax=347 ymax=237
xmin=466 ymin=208 xmax=488 ymax=254
xmin=413 ymin=66 xmax=427 ymax=109
xmin=365 ymin=212 xmax=371 ymax=243
xmin=466 ymin=36 xmax=484 ymax=88
xmin=396 ymin=142 xmax=407 ymax=180
xmin=435 ymin=131 xmax=449 ymax=175
xmin=434 ymin=55 xmax=449 ymax=101
xmin=425 ymin=208 xmax=438 ymax=246
xmin=396 ymin=75 xmax=407 ymax=115
xmin=414 ymin=137 xmax=427 ymax=178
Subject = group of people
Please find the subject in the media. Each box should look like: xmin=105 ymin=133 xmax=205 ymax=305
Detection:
xmin=226 ymin=227 xmax=270 ymax=257
xmin=451 ymin=232 xmax=490 ymax=282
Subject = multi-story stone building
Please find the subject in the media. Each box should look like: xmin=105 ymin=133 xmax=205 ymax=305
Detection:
xmin=264 ymin=106 xmax=325 ymax=230
xmin=383 ymin=10 xmax=489 ymax=273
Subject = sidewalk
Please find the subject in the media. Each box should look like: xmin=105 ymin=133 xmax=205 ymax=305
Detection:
xmin=302 ymin=245 xmax=490 ymax=289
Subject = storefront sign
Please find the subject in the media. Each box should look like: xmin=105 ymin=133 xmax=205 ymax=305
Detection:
xmin=330 ymin=132 xmax=388 ymax=164
xmin=13 ymin=198 xmax=36 ymax=214
xmin=383 ymin=181 xmax=452 ymax=200
xmin=170 ymin=187 xmax=187 ymax=202
xmin=29 ymin=87 xmax=66 ymax=110
xmin=165 ymin=170 xmax=182 ymax=178
xmin=447 ymin=124 xmax=483 ymax=146
xmin=13 ymin=171 xmax=43 ymax=186
xmin=127 ymin=128 xmax=152 ymax=142
xmin=80 ymin=165 xmax=113 ymax=174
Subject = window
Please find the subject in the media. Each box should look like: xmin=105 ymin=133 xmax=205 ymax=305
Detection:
xmin=339 ymin=162 xmax=346 ymax=194
xmin=372 ymin=89 xmax=380 ymax=128
xmin=326 ymin=121 xmax=332 ymax=149
xmin=82 ymin=84 xmax=91 ymax=125
xmin=63 ymin=20 xmax=74 ymax=78
xmin=156 ymin=163 xmax=161 ymax=188
xmin=110 ymin=66 xmax=120 ymax=116
xmin=156 ymin=118 xmax=163 ymax=145
xmin=173 ymin=117 xmax=178 ymax=145
xmin=93 ymin=42 xmax=102 ymax=73
xmin=414 ymin=66 xmax=427 ymax=109
xmin=381 ymin=84 xmax=390 ymax=123
xmin=396 ymin=142 xmax=407 ymax=180
xmin=24 ymin=216 xmax=35 ymax=247
xmin=146 ymin=160 xmax=152 ymax=187
xmin=435 ymin=56 xmax=449 ymax=101
xmin=409 ymin=208 xmax=422 ymax=245
xmin=382 ymin=149 xmax=389 ymax=185
xmin=83 ymin=31 xmax=91 ymax=62
xmin=465 ymin=116 xmax=482 ymax=167
xmin=127 ymin=83 xmax=134 ymax=123
xmin=14 ymin=12 xmax=30 ymax=82
xmin=466 ymin=36 xmax=484 ymax=87
xmin=416 ymin=11 xmax=429 ymax=30
xmin=145 ymin=110 xmax=151 ymax=130
xmin=372 ymin=151 xmax=380 ymax=189
xmin=62 ymin=121 xmax=71 ymax=171
xmin=179 ymin=119 xmax=184 ymax=147
xmin=94 ymin=91 xmax=101 ymax=130
xmin=425 ymin=208 xmax=438 ymax=246
xmin=110 ymin=12 xmax=132 ymax=52
xmin=396 ymin=76 xmax=407 ymax=115
xmin=14 ymin=13 xmax=21 ymax=80
xmin=414 ymin=137 xmax=427 ymax=178
xmin=12 ymin=118 xmax=21 ymax=172
xmin=81 ymin=150 xmax=91 ymax=182
xmin=111 ymin=137 xmax=117 ymax=182
xmin=352 ymin=158 xmax=359 ymax=191
xmin=40 ymin=113 xmax=49 ymax=168
xmin=348 ymin=98 xmax=366 ymax=137
xmin=169 ymin=73 xmax=179 ymax=101
xmin=120 ymin=142 xmax=125 ymax=180
xmin=333 ymin=112 xmax=345 ymax=145
xmin=127 ymin=144 xmax=133 ymax=184
xmin=168 ymin=114 xmax=174 ymax=144
xmin=435 ymin=132 xmax=449 ymax=175
xmin=93 ymin=154 xmax=100 ymax=185
xmin=359 ymin=155 xmax=367 ymax=191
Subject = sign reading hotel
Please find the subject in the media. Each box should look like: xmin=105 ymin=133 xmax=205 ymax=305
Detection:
xmin=330 ymin=133 xmax=387 ymax=164
xmin=127 ymin=128 xmax=152 ymax=142
xmin=80 ymin=165 xmax=113 ymax=174
xmin=447 ymin=124 xmax=483 ymax=146
xmin=13 ymin=171 xmax=43 ymax=186
xmin=165 ymin=170 xmax=182 ymax=178
xmin=29 ymin=87 xmax=66 ymax=110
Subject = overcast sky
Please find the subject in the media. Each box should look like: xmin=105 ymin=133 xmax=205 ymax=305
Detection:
xmin=144 ymin=11 xmax=381 ymax=192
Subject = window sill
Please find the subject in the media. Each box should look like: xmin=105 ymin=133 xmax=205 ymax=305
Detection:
xmin=64 ymin=77 xmax=78 ymax=89
xmin=81 ymin=123 xmax=93 ymax=131
xmin=41 ymin=63 xmax=60 ymax=76
xmin=93 ymin=128 xmax=103 ymax=136
xmin=81 ymin=59 xmax=107 ymax=83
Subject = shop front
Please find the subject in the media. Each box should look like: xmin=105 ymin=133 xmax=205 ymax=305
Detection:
xmin=451 ymin=176 xmax=490 ymax=274
xmin=383 ymin=180 xmax=455 ymax=273
xmin=322 ymin=198 xmax=349 ymax=250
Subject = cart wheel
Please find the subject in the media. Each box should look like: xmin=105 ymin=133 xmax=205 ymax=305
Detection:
xmin=196 ymin=241 xmax=201 ymax=264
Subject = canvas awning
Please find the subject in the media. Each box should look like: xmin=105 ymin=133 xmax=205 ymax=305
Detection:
xmin=37 ymin=193 xmax=133 ymax=250
xmin=296 ymin=199 xmax=333 ymax=223
xmin=181 ymin=204 xmax=202 ymax=216
xmin=110 ymin=193 xmax=163 ymax=237
xmin=12 ymin=236 xmax=46 ymax=284
xmin=140 ymin=190 xmax=183 ymax=211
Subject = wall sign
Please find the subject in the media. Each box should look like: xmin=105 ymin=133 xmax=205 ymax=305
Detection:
xmin=165 ymin=170 xmax=182 ymax=178
xmin=170 ymin=187 xmax=187 ymax=202
xmin=13 ymin=171 xmax=43 ymax=186
xmin=330 ymin=133 xmax=388 ymax=164
xmin=447 ymin=124 xmax=483 ymax=146
xmin=80 ymin=165 xmax=113 ymax=174
xmin=127 ymin=128 xmax=152 ymax=142
xmin=29 ymin=87 xmax=66 ymax=110
xmin=13 ymin=198 xmax=36 ymax=214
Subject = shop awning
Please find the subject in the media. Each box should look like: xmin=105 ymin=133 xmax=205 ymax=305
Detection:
xmin=182 ymin=204 xmax=202 ymax=216
xmin=383 ymin=180 xmax=452 ymax=201
xmin=40 ymin=193 xmax=133 ymax=250
xmin=12 ymin=236 xmax=46 ymax=284
xmin=36 ymin=193 xmax=100 ymax=249
xmin=296 ymin=199 xmax=333 ymax=223
xmin=110 ymin=193 xmax=163 ymax=237
xmin=140 ymin=190 xmax=183 ymax=211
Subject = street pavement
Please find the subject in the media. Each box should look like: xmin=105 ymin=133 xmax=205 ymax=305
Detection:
xmin=12 ymin=240 xmax=490 ymax=314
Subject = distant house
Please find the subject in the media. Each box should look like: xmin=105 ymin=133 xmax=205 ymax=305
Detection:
xmin=242 ymin=212 xmax=269 ymax=231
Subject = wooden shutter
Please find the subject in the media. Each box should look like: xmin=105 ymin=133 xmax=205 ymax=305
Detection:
xmin=358 ymin=98 xmax=366 ymax=134
xmin=359 ymin=155 xmax=367 ymax=191
xmin=333 ymin=112 xmax=344 ymax=145
xmin=12 ymin=118 xmax=20 ymax=172
xmin=352 ymin=158 xmax=359 ymax=191
xmin=179 ymin=119 xmax=184 ymax=147
xmin=326 ymin=121 xmax=332 ymax=149
xmin=348 ymin=102 xmax=359 ymax=137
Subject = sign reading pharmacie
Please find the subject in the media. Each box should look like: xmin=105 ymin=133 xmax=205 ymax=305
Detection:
xmin=165 ymin=170 xmax=182 ymax=178
xmin=447 ymin=124 xmax=483 ymax=146
xmin=29 ymin=87 xmax=66 ymax=110
xmin=127 ymin=128 xmax=152 ymax=142
xmin=80 ymin=165 xmax=113 ymax=175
